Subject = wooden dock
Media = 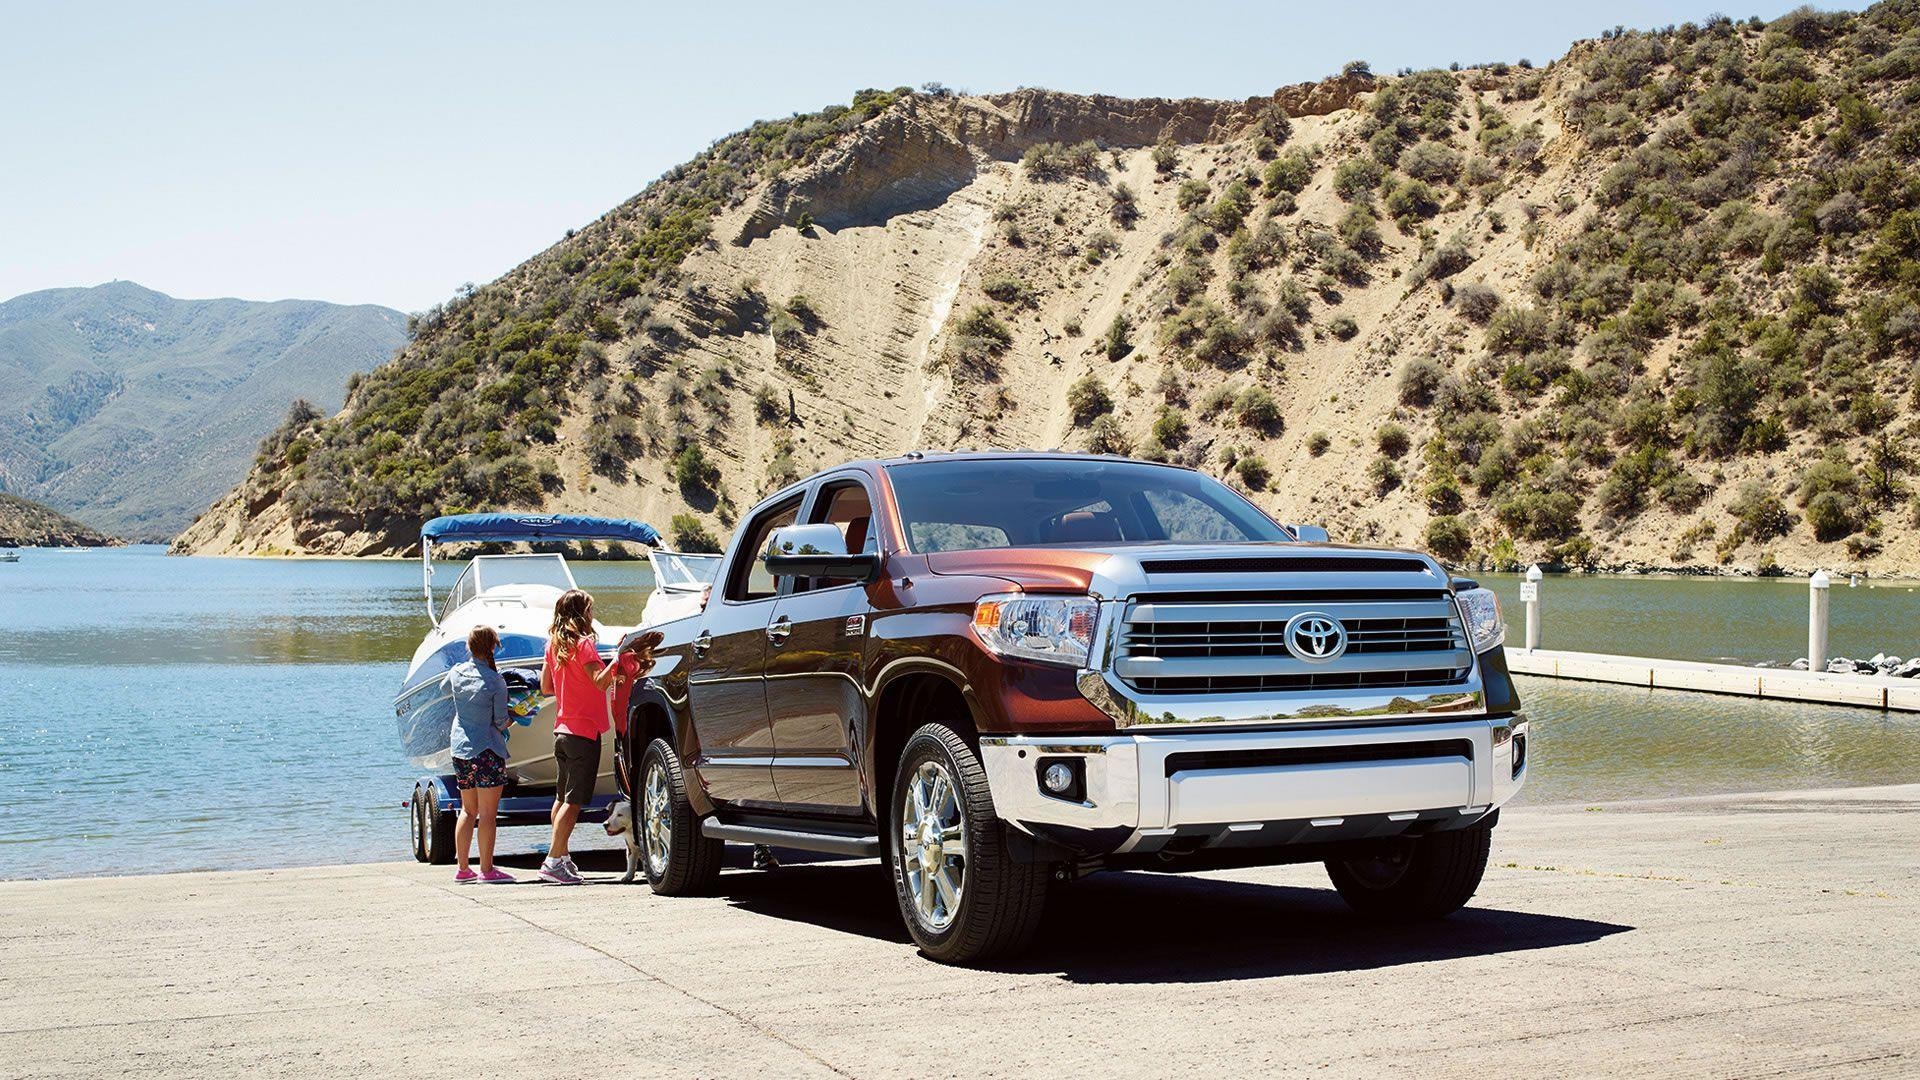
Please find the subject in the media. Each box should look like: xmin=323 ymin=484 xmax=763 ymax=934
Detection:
xmin=1506 ymin=648 xmax=1920 ymax=713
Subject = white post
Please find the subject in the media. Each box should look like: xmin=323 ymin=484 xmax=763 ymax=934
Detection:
xmin=1522 ymin=563 xmax=1543 ymax=652
xmin=1808 ymin=570 xmax=1830 ymax=672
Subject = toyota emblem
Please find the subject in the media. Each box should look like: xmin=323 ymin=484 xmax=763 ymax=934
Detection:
xmin=1284 ymin=612 xmax=1347 ymax=662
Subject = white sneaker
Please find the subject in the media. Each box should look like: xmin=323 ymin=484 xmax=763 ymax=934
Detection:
xmin=538 ymin=858 xmax=583 ymax=885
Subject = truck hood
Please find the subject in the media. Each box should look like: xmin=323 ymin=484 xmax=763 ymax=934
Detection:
xmin=923 ymin=542 xmax=1444 ymax=594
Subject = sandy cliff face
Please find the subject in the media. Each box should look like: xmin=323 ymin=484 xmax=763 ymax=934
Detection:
xmin=178 ymin=11 xmax=1920 ymax=575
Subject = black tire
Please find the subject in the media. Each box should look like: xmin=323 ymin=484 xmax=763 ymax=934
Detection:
xmin=887 ymin=724 xmax=1047 ymax=965
xmin=639 ymin=738 xmax=723 ymax=895
xmin=1326 ymin=818 xmax=1494 ymax=920
xmin=412 ymin=784 xmax=456 ymax=865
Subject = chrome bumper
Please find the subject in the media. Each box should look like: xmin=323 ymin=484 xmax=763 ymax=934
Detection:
xmin=980 ymin=716 xmax=1527 ymax=855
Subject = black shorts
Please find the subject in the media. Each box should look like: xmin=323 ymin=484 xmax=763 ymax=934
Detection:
xmin=554 ymin=734 xmax=600 ymax=805
xmin=452 ymin=750 xmax=506 ymax=790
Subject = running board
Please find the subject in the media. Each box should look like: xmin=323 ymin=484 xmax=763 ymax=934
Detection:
xmin=699 ymin=817 xmax=881 ymax=858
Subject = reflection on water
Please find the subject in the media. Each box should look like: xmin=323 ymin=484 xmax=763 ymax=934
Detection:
xmin=0 ymin=548 xmax=1915 ymax=878
xmin=1515 ymin=676 xmax=1920 ymax=804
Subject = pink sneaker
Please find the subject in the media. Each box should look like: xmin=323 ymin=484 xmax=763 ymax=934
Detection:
xmin=479 ymin=869 xmax=517 ymax=884
xmin=454 ymin=868 xmax=478 ymax=884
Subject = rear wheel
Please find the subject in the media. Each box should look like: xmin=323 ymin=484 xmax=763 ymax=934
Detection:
xmin=640 ymin=738 xmax=723 ymax=895
xmin=1326 ymin=818 xmax=1493 ymax=919
xmin=887 ymin=724 xmax=1047 ymax=965
xmin=410 ymin=783 xmax=455 ymax=865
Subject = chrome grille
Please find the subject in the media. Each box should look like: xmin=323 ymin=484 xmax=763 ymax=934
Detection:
xmin=1114 ymin=596 xmax=1472 ymax=695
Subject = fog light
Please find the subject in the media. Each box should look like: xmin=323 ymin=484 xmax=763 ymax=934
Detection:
xmin=1043 ymin=762 xmax=1075 ymax=794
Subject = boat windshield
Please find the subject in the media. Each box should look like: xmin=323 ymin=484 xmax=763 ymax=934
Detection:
xmin=884 ymin=457 xmax=1290 ymax=552
xmin=472 ymin=554 xmax=576 ymax=593
xmin=652 ymin=551 xmax=722 ymax=591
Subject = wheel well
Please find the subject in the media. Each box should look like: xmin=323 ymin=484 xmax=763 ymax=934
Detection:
xmin=872 ymin=673 xmax=976 ymax=818
xmin=631 ymin=703 xmax=673 ymax=758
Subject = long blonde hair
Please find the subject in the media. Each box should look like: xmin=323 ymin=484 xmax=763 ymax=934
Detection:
xmin=550 ymin=589 xmax=595 ymax=662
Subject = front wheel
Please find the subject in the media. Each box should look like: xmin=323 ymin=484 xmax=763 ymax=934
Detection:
xmin=639 ymin=738 xmax=723 ymax=895
xmin=1326 ymin=817 xmax=1494 ymax=920
xmin=887 ymin=724 xmax=1047 ymax=965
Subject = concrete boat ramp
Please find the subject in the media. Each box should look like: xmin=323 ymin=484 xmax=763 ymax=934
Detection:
xmin=1508 ymin=648 xmax=1920 ymax=712
xmin=3 ymin=785 xmax=1917 ymax=1077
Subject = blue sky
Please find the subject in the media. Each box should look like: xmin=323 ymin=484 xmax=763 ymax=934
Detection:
xmin=1 ymin=1 xmax=1844 ymax=313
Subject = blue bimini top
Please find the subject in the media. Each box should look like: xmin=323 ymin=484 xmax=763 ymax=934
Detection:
xmin=420 ymin=513 xmax=661 ymax=547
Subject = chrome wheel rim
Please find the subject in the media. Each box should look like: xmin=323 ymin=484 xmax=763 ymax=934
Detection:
xmin=899 ymin=759 xmax=967 ymax=932
xmin=643 ymin=760 xmax=671 ymax=876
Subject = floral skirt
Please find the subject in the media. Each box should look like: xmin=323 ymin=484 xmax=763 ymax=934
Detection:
xmin=452 ymin=750 xmax=506 ymax=790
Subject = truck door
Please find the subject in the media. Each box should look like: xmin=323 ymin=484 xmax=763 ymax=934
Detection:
xmin=684 ymin=493 xmax=800 ymax=808
xmin=763 ymin=477 xmax=877 ymax=815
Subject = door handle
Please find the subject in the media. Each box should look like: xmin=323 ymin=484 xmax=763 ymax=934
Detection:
xmin=767 ymin=616 xmax=792 ymax=645
xmin=692 ymin=630 xmax=712 ymax=656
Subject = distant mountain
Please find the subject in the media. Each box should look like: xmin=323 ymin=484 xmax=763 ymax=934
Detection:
xmin=0 ymin=493 xmax=116 ymax=548
xmin=0 ymin=281 xmax=406 ymax=539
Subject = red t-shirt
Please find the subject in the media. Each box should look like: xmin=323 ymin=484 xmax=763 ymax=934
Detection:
xmin=545 ymin=636 xmax=610 ymax=739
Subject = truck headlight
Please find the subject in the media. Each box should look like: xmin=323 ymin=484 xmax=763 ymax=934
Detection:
xmin=972 ymin=593 xmax=1099 ymax=667
xmin=1454 ymin=587 xmax=1505 ymax=654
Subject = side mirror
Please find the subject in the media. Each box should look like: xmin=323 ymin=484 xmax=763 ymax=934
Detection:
xmin=1285 ymin=524 xmax=1330 ymax=543
xmin=764 ymin=523 xmax=881 ymax=583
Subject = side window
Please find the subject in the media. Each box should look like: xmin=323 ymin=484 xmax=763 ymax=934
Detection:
xmin=724 ymin=496 xmax=802 ymax=603
xmin=793 ymin=479 xmax=877 ymax=593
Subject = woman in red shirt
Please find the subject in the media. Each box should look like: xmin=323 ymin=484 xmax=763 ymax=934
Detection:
xmin=537 ymin=589 xmax=645 ymax=885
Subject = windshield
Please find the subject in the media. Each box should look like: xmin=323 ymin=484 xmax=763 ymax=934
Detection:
xmin=652 ymin=551 xmax=723 ymax=591
xmin=472 ymin=554 xmax=575 ymax=592
xmin=885 ymin=457 xmax=1290 ymax=552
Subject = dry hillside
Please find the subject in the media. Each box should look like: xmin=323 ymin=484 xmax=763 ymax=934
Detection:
xmin=179 ymin=4 xmax=1920 ymax=576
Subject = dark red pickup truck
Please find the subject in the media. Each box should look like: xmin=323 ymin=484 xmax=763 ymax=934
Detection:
xmin=622 ymin=451 xmax=1527 ymax=964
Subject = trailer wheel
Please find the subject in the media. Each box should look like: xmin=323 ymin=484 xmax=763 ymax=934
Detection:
xmin=411 ymin=783 xmax=456 ymax=865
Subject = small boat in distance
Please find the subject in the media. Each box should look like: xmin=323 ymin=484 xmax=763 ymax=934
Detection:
xmin=394 ymin=513 xmax=720 ymax=862
xmin=0 ymin=550 xmax=19 ymax=563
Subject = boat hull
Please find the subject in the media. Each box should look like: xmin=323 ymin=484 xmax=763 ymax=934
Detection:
xmin=394 ymin=633 xmax=620 ymax=793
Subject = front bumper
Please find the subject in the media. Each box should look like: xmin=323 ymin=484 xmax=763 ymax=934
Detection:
xmin=980 ymin=715 xmax=1527 ymax=856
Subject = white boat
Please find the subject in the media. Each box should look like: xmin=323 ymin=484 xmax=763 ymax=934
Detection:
xmin=394 ymin=514 xmax=718 ymax=794
xmin=0 ymin=550 xmax=19 ymax=563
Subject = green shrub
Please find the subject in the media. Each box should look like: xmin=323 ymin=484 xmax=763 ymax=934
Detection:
xmin=1338 ymin=205 xmax=1384 ymax=257
xmin=1236 ymin=455 xmax=1272 ymax=489
xmin=1400 ymin=141 xmax=1462 ymax=183
xmin=952 ymin=306 xmax=1012 ymax=349
xmin=1424 ymin=476 xmax=1464 ymax=514
xmin=1110 ymin=184 xmax=1139 ymax=226
xmin=1235 ymin=386 xmax=1283 ymax=432
xmin=1485 ymin=304 xmax=1550 ymax=356
xmin=753 ymin=383 xmax=782 ymax=425
xmin=1307 ymin=431 xmax=1332 ymax=456
xmin=1329 ymin=316 xmax=1359 ymax=340
xmin=1452 ymin=282 xmax=1500 ymax=322
xmin=1263 ymin=151 xmax=1314 ymax=195
xmin=1022 ymin=140 xmax=1102 ymax=180
xmin=1153 ymin=142 xmax=1178 ymax=175
xmin=1087 ymin=415 xmax=1131 ymax=455
xmin=1424 ymin=515 xmax=1473 ymax=561
xmin=1067 ymin=376 xmax=1114 ymax=426
xmin=1256 ymin=102 xmax=1293 ymax=145
xmin=1398 ymin=358 xmax=1444 ymax=406
xmin=667 ymin=513 xmax=720 ymax=553
xmin=1728 ymin=481 xmax=1792 ymax=542
xmin=982 ymin=273 xmax=1038 ymax=306
xmin=1384 ymin=178 xmax=1444 ymax=222
xmin=1176 ymin=179 xmax=1212 ymax=212
xmin=1208 ymin=182 xmax=1254 ymax=233
xmin=1377 ymin=423 xmax=1411 ymax=457
xmin=1102 ymin=314 xmax=1132 ymax=360
xmin=1797 ymin=450 xmax=1861 ymax=541
xmin=1197 ymin=385 xmax=1235 ymax=417
xmin=1333 ymin=157 xmax=1384 ymax=202
xmin=1152 ymin=408 xmax=1189 ymax=447
xmin=1368 ymin=456 xmax=1403 ymax=495
xmin=672 ymin=444 xmax=720 ymax=494
xmin=1166 ymin=263 xmax=1210 ymax=303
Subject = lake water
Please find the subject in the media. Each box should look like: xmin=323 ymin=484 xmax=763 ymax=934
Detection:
xmin=1 ymin=548 xmax=1916 ymax=879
